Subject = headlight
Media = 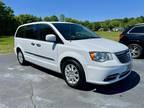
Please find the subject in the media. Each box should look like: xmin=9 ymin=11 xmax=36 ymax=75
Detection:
xmin=89 ymin=52 xmax=113 ymax=62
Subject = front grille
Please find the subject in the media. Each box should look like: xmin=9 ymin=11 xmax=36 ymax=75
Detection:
xmin=115 ymin=49 xmax=131 ymax=63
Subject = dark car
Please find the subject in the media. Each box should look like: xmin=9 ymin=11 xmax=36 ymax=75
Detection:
xmin=119 ymin=24 xmax=144 ymax=58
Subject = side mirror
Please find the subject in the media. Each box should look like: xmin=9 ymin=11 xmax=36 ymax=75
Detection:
xmin=45 ymin=34 xmax=56 ymax=42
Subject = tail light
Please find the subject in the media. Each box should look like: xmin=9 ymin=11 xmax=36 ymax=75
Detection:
xmin=119 ymin=34 xmax=124 ymax=40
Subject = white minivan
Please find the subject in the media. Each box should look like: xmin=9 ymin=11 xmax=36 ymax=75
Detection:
xmin=14 ymin=22 xmax=132 ymax=88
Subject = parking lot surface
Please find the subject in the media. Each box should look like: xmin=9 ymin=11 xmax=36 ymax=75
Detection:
xmin=0 ymin=54 xmax=143 ymax=108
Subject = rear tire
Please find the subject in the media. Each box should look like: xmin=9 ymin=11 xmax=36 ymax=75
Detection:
xmin=17 ymin=50 xmax=27 ymax=65
xmin=62 ymin=59 xmax=86 ymax=89
xmin=128 ymin=44 xmax=143 ymax=59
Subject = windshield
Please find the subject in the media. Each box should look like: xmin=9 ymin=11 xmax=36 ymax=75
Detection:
xmin=53 ymin=23 xmax=100 ymax=40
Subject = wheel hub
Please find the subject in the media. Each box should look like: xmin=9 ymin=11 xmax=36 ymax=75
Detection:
xmin=129 ymin=45 xmax=141 ymax=58
xmin=18 ymin=52 xmax=23 ymax=63
xmin=64 ymin=64 xmax=79 ymax=85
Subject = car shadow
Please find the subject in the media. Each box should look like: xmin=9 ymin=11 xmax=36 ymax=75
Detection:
xmin=29 ymin=63 xmax=140 ymax=95
xmin=30 ymin=63 xmax=63 ymax=79
xmin=84 ymin=71 xmax=140 ymax=95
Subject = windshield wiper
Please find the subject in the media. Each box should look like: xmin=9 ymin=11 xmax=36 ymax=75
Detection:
xmin=69 ymin=35 xmax=78 ymax=41
xmin=81 ymin=36 xmax=99 ymax=40
xmin=69 ymin=36 xmax=100 ymax=41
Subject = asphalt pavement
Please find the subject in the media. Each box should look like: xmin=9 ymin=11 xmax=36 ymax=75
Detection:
xmin=0 ymin=54 xmax=143 ymax=108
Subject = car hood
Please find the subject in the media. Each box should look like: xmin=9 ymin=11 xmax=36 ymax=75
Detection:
xmin=70 ymin=38 xmax=128 ymax=53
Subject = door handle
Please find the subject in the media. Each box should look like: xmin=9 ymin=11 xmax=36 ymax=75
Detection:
xmin=36 ymin=44 xmax=41 ymax=47
xmin=31 ymin=42 xmax=35 ymax=46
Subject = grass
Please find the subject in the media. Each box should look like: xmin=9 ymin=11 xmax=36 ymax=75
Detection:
xmin=0 ymin=31 xmax=121 ymax=53
xmin=96 ymin=31 xmax=121 ymax=41
xmin=0 ymin=36 xmax=14 ymax=53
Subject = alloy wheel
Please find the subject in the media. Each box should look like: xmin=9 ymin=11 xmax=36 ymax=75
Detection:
xmin=64 ymin=64 xmax=80 ymax=85
xmin=129 ymin=44 xmax=142 ymax=58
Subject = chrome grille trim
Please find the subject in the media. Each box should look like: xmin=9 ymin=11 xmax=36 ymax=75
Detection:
xmin=115 ymin=49 xmax=131 ymax=63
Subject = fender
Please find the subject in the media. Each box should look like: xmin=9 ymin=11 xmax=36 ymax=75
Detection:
xmin=57 ymin=51 xmax=88 ymax=73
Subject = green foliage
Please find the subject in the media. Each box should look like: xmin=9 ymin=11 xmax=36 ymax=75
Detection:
xmin=44 ymin=15 xmax=58 ymax=21
xmin=15 ymin=14 xmax=41 ymax=24
xmin=0 ymin=36 xmax=14 ymax=53
xmin=59 ymin=14 xmax=65 ymax=22
xmin=65 ymin=17 xmax=80 ymax=23
xmin=1 ymin=1 xmax=144 ymax=36
xmin=96 ymin=31 xmax=120 ymax=41
xmin=0 ymin=1 xmax=16 ymax=35
xmin=44 ymin=16 xmax=50 ymax=21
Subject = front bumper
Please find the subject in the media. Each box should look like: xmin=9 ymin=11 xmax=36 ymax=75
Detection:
xmin=85 ymin=62 xmax=132 ymax=85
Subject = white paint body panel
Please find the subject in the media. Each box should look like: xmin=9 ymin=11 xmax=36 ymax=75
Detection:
xmin=14 ymin=22 xmax=132 ymax=85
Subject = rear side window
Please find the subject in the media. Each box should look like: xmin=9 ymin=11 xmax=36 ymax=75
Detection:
xmin=24 ymin=25 xmax=38 ymax=39
xmin=16 ymin=24 xmax=62 ymax=42
xmin=130 ymin=26 xmax=144 ymax=33
xmin=121 ymin=26 xmax=133 ymax=34
xmin=38 ymin=24 xmax=56 ymax=41
xmin=16 ymin=25 xmax=38 ymax=39
xmin=16 ymin=27 xmax=25 ymax=37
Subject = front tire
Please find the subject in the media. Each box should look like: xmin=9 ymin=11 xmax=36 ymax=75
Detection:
xmin=128 ymin=44 xmax=143 ymax=59
xmin=62 ymin=59 xmax=86 ymax=89
xmin=17 ymin=50 xmax=26 ymax=65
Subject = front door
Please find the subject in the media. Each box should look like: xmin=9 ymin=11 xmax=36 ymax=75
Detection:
xmin=33 ymin=24 xmax=59 ymax=72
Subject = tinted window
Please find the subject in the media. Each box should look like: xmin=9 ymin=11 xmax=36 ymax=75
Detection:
xmin=122 ymin=26 xmax=133 ymax=34
xmin=53 ymin=23 xmax=99 ymax=40
xmin=38 ymin=24 xmax=56 ymax=41
xmin=24 ymin=25 xmax=38 ymax=39
xmin=16 ymin=27 xmax=25 ymax=37
xmin=130 ymin=26 xmax=144 ymax=33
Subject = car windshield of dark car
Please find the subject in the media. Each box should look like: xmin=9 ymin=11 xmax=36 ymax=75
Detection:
xmin=53 ymin=23 xmax=100 ymax=40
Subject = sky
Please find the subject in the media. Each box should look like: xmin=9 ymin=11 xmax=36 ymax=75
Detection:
xmin=3 ymin=0 xmax=144 ymax=22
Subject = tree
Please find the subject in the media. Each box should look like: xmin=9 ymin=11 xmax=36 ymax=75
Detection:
xmin=59 ymin=14 xmax=65 ymax=22
xmin=44 ymin=16 xmax=50 ymax=21
xmin=65 ymin=18 xmax=79 ymax=23
xmin=123 ymin=17 xmax=128 ymax=23
xmin=0 ymin=1 xmax=16 ymax=35
xmin=15 ymin=14 xmax=41 ymax=24
xmin=136 ymin=16 xmax=144 ymax=23
xmin=110 ymin=20 xmax=121 ymax=28
xmin=82 ymin=21 xmax=93 ymax=30
xmin=49 ymin=15 xmax=58 ymax=21
xmin=2 ymin=0 xmax=144 ymax=35
xmin=127 ymin=18 xmax=138 ymax=26
xmin=93 ymin=22 xmax=101 ymax=31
